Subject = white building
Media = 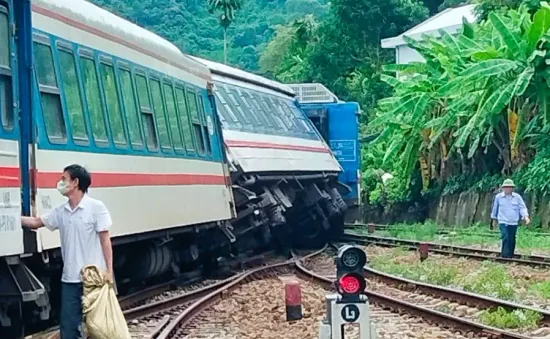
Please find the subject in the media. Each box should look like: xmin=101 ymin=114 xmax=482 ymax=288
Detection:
xmin=381 ymin=4 xmax=476 ymax=64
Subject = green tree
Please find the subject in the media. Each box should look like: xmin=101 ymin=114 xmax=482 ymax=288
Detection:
xmin=473 ymin=0 xmax=541 ymax=19
xmin=90 ymin=0 xmax=330 ymax=71
xmin=373 ymin=3 xmax=550 ymax=193
xmin=207 ymin=0 xmax=244 ymax=63
xmin=260 ymin=0 xmax=429 ymax=120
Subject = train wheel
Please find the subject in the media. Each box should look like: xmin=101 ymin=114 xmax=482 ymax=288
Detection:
xmin=292 ymin=216 xmax=328 ymax=249
xmin=292 ymin=211 xmax=345 ymax=248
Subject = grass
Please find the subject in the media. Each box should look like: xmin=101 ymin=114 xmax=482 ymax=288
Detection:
xmin=529 ymin=281 xmax=550 ymax=299
xmin=368 ymin=248 xmax=548 ymax=330
xmin=460 ymin=262 xmax=516 ymax=300
xmin=480 ymin=307 xmax=542 ymax=330
xmin=369 ymin=248 xmax=459 ymax=286
xmin=352 ymin=221 xmax=550 ymax=254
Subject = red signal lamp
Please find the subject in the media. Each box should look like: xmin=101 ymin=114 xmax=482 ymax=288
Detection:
xmin=338 ymin=273 xmax=366 ymax=295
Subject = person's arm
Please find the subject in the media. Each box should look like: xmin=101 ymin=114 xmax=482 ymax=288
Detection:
xmin=21 ymin=216 xmax=44 ymax=229
xmin=490 ymin=195 xmax=499 ymax=226
xmin=518 ymin=195 xmax=530 ymax=225
xmin=22 ymin=209 xmax=59 ymax=231
xmin=98 ymin=231 xmax=113 ymax=282
xmin=94 ymin=201 xmax=113 ymax=283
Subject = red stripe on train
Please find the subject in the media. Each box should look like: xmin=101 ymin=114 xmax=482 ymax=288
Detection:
xmin=0 ymin=167 xmax=226 ymax=188
xmin=225 ymin=140 xmax=330 ymax=153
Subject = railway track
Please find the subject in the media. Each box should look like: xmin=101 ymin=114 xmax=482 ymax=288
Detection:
xmin=26 ymin=250 xmax=283 ymax=339
xmin=342 ymin=232 xmax=550 ymax=267
xmin=147 ymin=246 xmax=542 ymax=339
xmin=29 ymin=245 xmax=550 ymax=338
xmin=305 ymin=246 xmax=550 ymax=337
xmin=346 ymin=222 xmax=550 ymax=238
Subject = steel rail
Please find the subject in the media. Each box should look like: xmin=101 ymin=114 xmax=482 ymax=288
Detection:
xmin=123 ymin=274 xmax=243 ymax=321
xmin=362 ymin=266 xmax=550 ymax=325
xmin=156 ymin=245 xmax=534 ymax=339
xmin=342 ymin=232 xmax=550 ymax=267
xmin=294 ymin=249 xmax=534 ymax=339
xmin=324 ymin=242 xmax=550 ymax=326
xmin=156 ymin=246 xmax=328 ymax=339
xmin=345 ymin=222 xmax=550 ymax=238
xmin=29 ymin=251 xmax=283 ymax=339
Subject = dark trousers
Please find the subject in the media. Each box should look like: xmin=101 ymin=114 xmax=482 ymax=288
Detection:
xmin=60 ymin=282 xmax=83 ymax=339
xmin=499 ymin=224 xmax=518 ymax=258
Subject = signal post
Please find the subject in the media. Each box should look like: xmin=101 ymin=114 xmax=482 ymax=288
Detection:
xmin=318 ymin=245 xmax=377 ymax=339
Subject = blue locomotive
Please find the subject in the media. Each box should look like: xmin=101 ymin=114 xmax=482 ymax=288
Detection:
xmin=289 ymin=83 xmax=362 ymax=222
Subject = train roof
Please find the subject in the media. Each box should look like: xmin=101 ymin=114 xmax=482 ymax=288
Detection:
xmin=190 ymin=56 xmax=296 ymax=97
xmin=33 ymin=0 xmax=211 ymax=80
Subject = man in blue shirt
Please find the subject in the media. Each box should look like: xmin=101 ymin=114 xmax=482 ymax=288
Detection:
xmin=491 ymin=179 xmax=530 ymax=258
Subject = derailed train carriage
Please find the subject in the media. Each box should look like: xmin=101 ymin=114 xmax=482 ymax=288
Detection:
xmin=0 ymin=0 xmax=350 ymax=337
xmin=192 ymin=56 xmax=349 ymax=248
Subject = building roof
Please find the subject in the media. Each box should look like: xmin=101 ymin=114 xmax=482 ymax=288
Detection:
xmin=381 ymin=4 xmax=476 ymax=49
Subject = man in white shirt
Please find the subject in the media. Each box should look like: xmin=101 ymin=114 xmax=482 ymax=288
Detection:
xmin=21 ymin=164 xmax=114 ymax=339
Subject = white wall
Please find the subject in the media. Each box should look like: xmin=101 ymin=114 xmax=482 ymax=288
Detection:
xmin=396 ymin=45 xmax=425 ymax=64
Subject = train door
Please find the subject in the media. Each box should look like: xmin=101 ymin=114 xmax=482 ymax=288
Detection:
xmin=0 ymin=2 xmax=47 ymax=338
xmin=0 ymin=0 xmax=23 ymax=257
xmin=327 ymin=102 xmax=361 ymax=209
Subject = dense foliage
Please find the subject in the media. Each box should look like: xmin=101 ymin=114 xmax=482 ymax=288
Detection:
xmin=91 ymin=0 xmax=550 ymax=205
xmin=372 ymin=2 xmax=550 ymax=202
xmin=89 ymin=0 xmax=329 ymax=70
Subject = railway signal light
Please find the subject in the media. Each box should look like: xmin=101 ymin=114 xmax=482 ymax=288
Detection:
xmin=336 ymin=245 xmax=367 ymax=302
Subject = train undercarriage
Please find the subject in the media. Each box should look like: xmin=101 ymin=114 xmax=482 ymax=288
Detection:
xmin=0 ymin=171 xmax=348 ymax=338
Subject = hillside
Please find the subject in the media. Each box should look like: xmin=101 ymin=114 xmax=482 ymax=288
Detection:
xmin=89 ymin=0 xmax=329 ymax=72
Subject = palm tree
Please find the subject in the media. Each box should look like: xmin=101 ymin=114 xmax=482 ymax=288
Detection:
xmin=207 ymin=0 xmax=243 ymax=64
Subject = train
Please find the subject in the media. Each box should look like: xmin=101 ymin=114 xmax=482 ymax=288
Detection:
xmin=0 ymin=0 xmax=359 ymax=337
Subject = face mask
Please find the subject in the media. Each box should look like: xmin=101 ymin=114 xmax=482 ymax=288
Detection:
xmin=57 ymin=180 xmax=70 ymax=196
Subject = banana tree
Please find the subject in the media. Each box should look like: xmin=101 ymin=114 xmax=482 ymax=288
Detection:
xmin=374 ymin=2 xmax=550 ymax=189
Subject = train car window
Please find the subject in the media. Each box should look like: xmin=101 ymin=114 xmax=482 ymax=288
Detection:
xmin=197 ymin=95 xmax=212 ymax=155
xmin=252 ymin=92 xmax=282 ymax=131
xmin=34 ymin=41 xmax=66 ymax=142
xmin=223 ymin=86 xmax=251 ymax=125
xmin=163 ymin=83 xmax=184 ymax=151
xmin=231 ymin=88 xmax=261 ymax=127
xmin=0 ymin=7 xmax=8 ymax=67
xmin=135 ymin=73 xmax=158 ymax=150
xmin=212 ymin=92 xmax=233 ymax=128
xmin=185 ymin=90 xmax=205 ymax=154
xmin=58 ymin=49 xmax=88 ymax=144
xmin=99 ymin=62 xmax=127 ymax=147
xmin=279 ymin=100 xmax=306 ymax=134
xmin=119 ymin=69 xmax=144 ymax=148
xmin=249 ymin=92 xmax=276 ymax=129
xmin=242 ymin=90 xmax=269 ymax=127
xmin=214 ymin=105 xmax=229 ymax=129
xmin=0 ymin=7 xmax=12 ymax=131
xmin=34 ymin=43 xmax=58 ymax=88
xmin=258 ymin=94 xmax=288 ymax=132
xmin=214 ymin=89 xmax=239 ymax=124
xmin=174 ymin=87 xmax=194 ymax=152
xmin=270 ymin=97 xmax=297 ymax=132
xmin=80 ymin=57 xmax=108 ymax=144
xmin=0 ymin=74 xmax=11 ymax=131
xmin=149 ymin=78 xmax=171 ymax=150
